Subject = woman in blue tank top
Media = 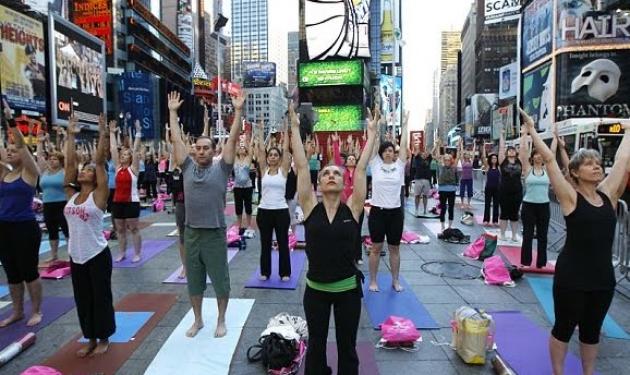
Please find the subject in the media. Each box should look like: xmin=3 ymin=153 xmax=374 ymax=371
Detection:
xmin=0 ymin=103 xmax=43 ymax=328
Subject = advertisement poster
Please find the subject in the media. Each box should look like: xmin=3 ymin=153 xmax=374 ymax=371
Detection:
xmin=380 ymin=74 xmax=402 ymax=127
xmin=0 ymin=5 xmax=46 ymax=114
xmin=521 ymin=0 xmax=553 ymax=68
xmin=522 ymin=61 xmax=553 ymax=132
xmin=23 ymin=0 xmax=67 ymax=17
xmin=243 ymin=62 xmax=276 ymax=88
xmin=305 ymin=0 xmax=371 ymax=60
xmin=313 ymin=105 xmax=363 ymax=131
xmin=499 ymin=62 xmax=518 ymax=99
xmin=71 ymin=0 xmax=113 ymax=55
xmin=484 ymin=0 xmax=522 ymax=25
xmin=119 ymin=72 xmax=155 ymax=139
xmin=177 ymin=0 xmax=194 ymax=54
xmin=492 ymin=105 xmax=515 ymax=140
xmin=49 ymin=14 xmax=106 ymax=127
xmin=556 ymin=0 xmax=630 ymax=49
xmin=380 ymin=0 xmax=399 ymax=64
xmin=471 ymin=94 xmax=497 ymax=136
xmin=556 ymin=50 xmax=630 ymax=121
xmin=299 ymin=60 xmax=363 ymax=87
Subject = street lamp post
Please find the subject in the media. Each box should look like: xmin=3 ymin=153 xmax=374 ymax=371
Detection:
xmin=214 ymin=14 xmax=228 ymax=140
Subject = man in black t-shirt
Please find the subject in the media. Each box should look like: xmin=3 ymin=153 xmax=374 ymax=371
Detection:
xmin=411 ymin=150 xmax=433 ymax=216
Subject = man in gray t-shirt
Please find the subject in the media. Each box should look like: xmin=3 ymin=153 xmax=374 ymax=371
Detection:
xmin=167 ymin=90 xmax=245 ymax=338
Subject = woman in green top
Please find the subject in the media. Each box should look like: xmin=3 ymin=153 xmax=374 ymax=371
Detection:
xmin=430 ymin=156 xmax=439 ymax=185
xmin=307 ymin=136 xmax=322 ymax=192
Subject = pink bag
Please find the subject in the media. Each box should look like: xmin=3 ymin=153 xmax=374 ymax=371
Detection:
xmin=401 ymin=231 xmax=430 ymax=244
xmin=21 ymin=366 xmax=62 ymax=375
xmin=481 ymin=256 xmax=514 ymax=286
xmin=268 ymin=340 xmax=307 ymax=375
xmin=288 ymin=233 xmax=297 ymax=250
xmin=103 ymin=230 xmax=112 ymax=240
xmin=362 ymin=236 xmax=373 ymax=247
xmin=226 ymin=225 xmax=240 ymax=245
xmin=463 ymin=235 xmax=486 ymax=259
xmin=381 ymin=316 xmax=421 ymax=344
xmin=153 ymin=197 xmax=165 ymax=212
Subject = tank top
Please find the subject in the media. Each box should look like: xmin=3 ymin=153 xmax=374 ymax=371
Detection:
xmin=259 ymin=169 xmax=288 ymax=209
xmin=0 ymin=177 xmax=36 ymax=221
xmin=554 ymin=191 xmax=616 ymax=290
xmin=461 ymin=160 xmax=473 ymax=180
xmin=233 ymin=161 xmax=252 ymax=188
xmin=285 ymin=168 xmax=297 ymax=200
xmin=113 ymin=167 xmax=139 ymax=203
xmin=438 ymin=165 xmax=458 ymax=187
xmin=64 ymin=192 xmax=108 ymax=264
xmin=304 ymin=202 xmax=359 ymax=283
xmin=309 ymin=154 xmax=321 ymax=171
xmin=500 ymin=159 xmax=522 ymax=192
xmin=523 ymin=169 xmax=550 ymax=204
xmin=485 ymin=167 xmax=501 ymax=189
xmin=40 ymin=170 xmax=66 ymax=203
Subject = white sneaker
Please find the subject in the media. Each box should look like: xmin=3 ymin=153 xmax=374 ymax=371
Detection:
xmin=415 ymin=208 xmax=420 ymax=217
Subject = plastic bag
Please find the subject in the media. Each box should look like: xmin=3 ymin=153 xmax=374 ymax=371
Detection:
xmin=481 ymin=256 xmax=515 ymax=287
xmin=477 ymin=233 xmax=497 ymax=261
xmin=451 ymin=307 xmax=494 ymax=365
xmin=463 ymin=235 xmax=486 ymax=259
xmin=381 ymin=316 xmax=421 ymax=344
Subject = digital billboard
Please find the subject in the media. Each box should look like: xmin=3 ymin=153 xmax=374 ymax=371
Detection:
xmin=0 ymin=5 xmax=47 ymax=115
xmin=471 ymin=94 xmax=497 ymax=136
xmin=177 ymin=0 xmax=194 ymax=54
xmin=380 ymin=74 xmax=402 ymax=127
xmin=313 ymin=105 xmax=363 ymax=132
xmin=49 ymin=13 xmax=106 ymax=127
xmin=119 ymin=72 xmax=155 ymax=139
xmin=521 ymin=0 xmax=552 ymax=68
xmin=305 ymin=0 xmax=371 ymax=60
xmin=299 ymin=60 xmax=363 ymax=88
xmin=484 ymin=0 xmax=521 ymax=25
xmin=243 ymin=62 xmax=277 ymax=88
xmin=522 ymin=61 xmax=553 ymax=132
xmin=556 ymin=1 xmax=630 ymax=49
xmin=499 ymin=62 xmax=518 ymax=99
xmin=70 ymin=0 xmax=113 ymax=55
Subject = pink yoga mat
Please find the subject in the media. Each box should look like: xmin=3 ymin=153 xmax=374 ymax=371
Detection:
xmin=162 ymin=249 xmax=239 ymax=284
xmin=498 ymin=246 xmax=555 ymax=274
xmin=297 ymin=342 xmax=379 ymax=375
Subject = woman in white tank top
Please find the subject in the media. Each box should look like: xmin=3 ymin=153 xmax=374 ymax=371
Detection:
xmin=63 ymin=115 xmax=115 ymax=357
xmin=254 ymin=120 xmax=292 ymax=281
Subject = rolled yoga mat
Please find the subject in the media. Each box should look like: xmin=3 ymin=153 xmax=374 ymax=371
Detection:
xmin=112 ymin=240 xmax=176 ymax=268
xmin=363 ymin=273 xmax=440 ymax=330
xmin=0 ymin=296 xmax=74 ymax=351
xmin=144 ymin=298 xmax=254 ymax=375
xmin=498 ymin=245 xmax=555 ymax=274
xmin=244 ymin=250 xmax=307 ymax=290
xmin=297 ymin=342 xmax=380 ymax=375
xmin=527 ymin=276 xmax=630 ymax=340
xmin=43 ymin=293 xmax=177 ymax=375
xmin=162 ymin=249 xmax=239 ymax=284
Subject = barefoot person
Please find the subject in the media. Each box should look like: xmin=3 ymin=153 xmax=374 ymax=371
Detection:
xmin=520 ymin=110 xmax=630 ymax=375
xmin=0 ymin=102 xmax=43 ymax=328
xmin=167 ymin=90 xmax=244 ymax=338
xmin=64 ymin=115 xmax=116 ymax=357
xmin=291 ymin=103 xmax=378 ymax=375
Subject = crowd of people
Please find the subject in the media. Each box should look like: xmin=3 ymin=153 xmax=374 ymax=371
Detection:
xmin=1 ymin=91 xmax=630 ymax=374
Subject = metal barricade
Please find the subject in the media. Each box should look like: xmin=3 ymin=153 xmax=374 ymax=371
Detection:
xmin=547 ymin=191 xmax=567 ymax=253
xmin=472 ymin=169 xmax=485 ymax=202
xmin=614 ymin=200 xmax=629 ymax=283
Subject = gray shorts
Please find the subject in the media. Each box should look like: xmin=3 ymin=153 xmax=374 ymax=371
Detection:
xmin=413 ymin=179 xmax=432 ymax=197
xmin=175 ymin=202 xmax=185 ymax=244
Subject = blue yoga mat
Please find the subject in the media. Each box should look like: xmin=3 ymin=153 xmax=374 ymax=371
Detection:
xmin=363 ymin=273 xmax=440 ymax=330
xmin=0 ymin=285 xmax=8 ymax=299
xmin=527 ymin=276 xmax=630 ymax=340
xmin=79 ymin=311 xmax=154 ymax=343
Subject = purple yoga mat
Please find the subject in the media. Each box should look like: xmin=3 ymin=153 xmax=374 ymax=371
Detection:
xmin=244 ymin=250 xmax=306 ymax=290
xmin=113 ymin=240 xmax=176 ymax=268
xmin=297 ymin=342 xmax=379 ymax=375
xmin=162 ymin=249 xmax=239 ymax=284
xmin=0 ymin=296 xmax=75 ymax=350
xmin=493 ymin=311 xmax=597 ymax=375
xmin=272 ymin=225 xmax=306 ymax=242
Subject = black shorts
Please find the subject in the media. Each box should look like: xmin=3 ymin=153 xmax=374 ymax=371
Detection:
xmin=551 ymin=285 xmax=614 ymax=345
xmin=368 ymin=206 xmax=404 ymax=246
xmin=107 ymin=189 xmax=115 ymax=213
xmin=111 ymin=202 xmax=140 ymax=219
xmin=43 ymin=201 xmax=69 ymax=241
xmin=499 ymin=188 xmax=522 ymax=221
xmin=233 ymin=187 xmax=253 ymax=216
xmin=0 ymin=220 xmax=41 ymax=283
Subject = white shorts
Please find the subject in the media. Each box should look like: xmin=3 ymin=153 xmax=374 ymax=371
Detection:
xmin=413 ymin=179 xmax=432 ymax=197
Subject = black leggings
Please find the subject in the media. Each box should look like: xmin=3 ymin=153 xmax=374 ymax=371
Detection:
xmin=438 ymin=191 xmax=456 ymax=223
xmin=70 ymin=247 xmax=116 ymax=340
xmin=0 ymin=220 xmax=41 ymax=284
xmin=310 ymin=169 xmax=318 ymax=192
xmin=521 ymin=202 xmax=550 ymax=267
xmin=256 ymin=208 xmax=291 ymax=278
xmin=233 ymin=187 xmax=253 ymax=216
xmin=43 ymin=201 xmax=69 ymax=241
xmin=143 ymin=180 xmax=157 ymax=199
xmin=483 ymin=187 xmax=500 ymax=223
xmin=303 ymin=286 xmax=362 ymax=375
xmin=552 ymin=286 xmax=614 ymax=344
xmin=499 ymin=188 xmax=522 ymax=221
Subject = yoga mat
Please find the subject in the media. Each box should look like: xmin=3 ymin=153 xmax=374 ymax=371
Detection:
xmin=0 ymin=301 xmax=9 ymax=310
xmin=144 ymin=298 xmax=254 ymax=375
xmin=113 ymin=240 xmax=176 ymax=268
xmin=405 ymin=202 xmax=439 ymax=219
xmin=363 ymin=273 xmax=440 ymax=330
xmin=79 ymin=312 xmax=153 ymax=343
xmin=43 ymin=293 xmax=177 ymax=375
xmin=167 ymin=229 xmax=179 ymax=237
xmin=0 ymin=296 xmax=74 ymax=350
xmin=272 ymin=225 xmax=306 ymax=242
xmin=244 ymin=250 xmax=307 ymax=290
xmin=498 ymin=246 xmax=555 ymax=274
xmin=0 ymin=285 xmax=8 ymax=298
xmin=162 ymin=249 xmax=239 ymax=284
xmin=484 ymin=228 xmax=523 ymax=247
xmin=224 ymin=204 xmax=235 ymax=216
xmin=527 ymin=276 xmax=630 ymax=340
xmin=493 ymin=311 xmax=596 ymax=375
xmin=297 ymin=342 xmax=380 ymax=375
xmin=151 ymin=222 xmax=177 ymax=227
xmin=423 ymin=221 xmax=444 ymax=236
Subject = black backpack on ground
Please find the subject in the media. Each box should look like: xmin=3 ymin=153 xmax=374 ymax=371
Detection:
xmin=247 ymin=333 xmax=297 ymax=370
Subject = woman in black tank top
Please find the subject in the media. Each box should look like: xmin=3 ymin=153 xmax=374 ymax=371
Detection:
xmin=521 ymin=110 xmax=630 ymax=375
xmin=289 ymin=105 xmax=379 ymax=375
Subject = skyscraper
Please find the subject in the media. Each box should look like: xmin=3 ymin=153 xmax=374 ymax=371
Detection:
xmin=231 ymin=0 xmax=269 ymax=82
xmin=440 ymin=31 xmax=461 ymax=73
xmin=287 ymin=31 xmax=299 ymax=95
xmin=460 ymin=2 xmax=477 ymax=117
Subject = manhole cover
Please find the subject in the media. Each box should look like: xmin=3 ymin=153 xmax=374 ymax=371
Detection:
xmin=421 ymin=261 xmax=481 ymax=280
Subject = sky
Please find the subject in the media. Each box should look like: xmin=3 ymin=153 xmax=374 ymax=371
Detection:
xmin=232 ymin=0 xmax=472 ymax=131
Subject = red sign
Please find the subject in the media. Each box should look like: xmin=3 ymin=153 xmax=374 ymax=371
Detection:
xmin=210 ymin=77 xmax=242 ymax=96
xmin=71 ymin=0 xmax=113 ymax=54
xmin=410 ymin=130 xmax=425 ymax=150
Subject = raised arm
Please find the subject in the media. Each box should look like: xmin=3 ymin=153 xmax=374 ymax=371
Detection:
xmin=280 ymin=119 xmax=291 ymax=176
xmin=255 ymin=120 xmax=267 ymax=173
xmin=398 ymin=111 xmax=409 ymax=162
xmin=93 ymin=114 xmax=110 ymax=210
xmin=289 ymin=105 xmax=316 ymax=217
xmin=202 ymin=104 xmax=210 ymax=137
xmin=167 ymin=91 xmax=188 ymax=167
xmin=131 ymin=120 xmax=142 ymax=174
xmin=64 ymin=115 xmax=80 ymax=199
xmin=109 ymin=120 xmax=119 ymax=167
xmin=498 ymin=127 xmax=506 ymax=164
xmin=481 ymin=142 xmax=489 ymax=170
xmin=599 ymin=121 xmax=630 ymax=204
xmin=36 ymin=130 xmax=49 ymax=172
xmin=349 ymin=108 xmax=379 ymax=220
xmin=222 ymin=91 xmax=245 ymax=165
xmin=3 ymin=104 xmax=39 ymax=186
xmin=519 ymin=125 xmax=531 ymax=176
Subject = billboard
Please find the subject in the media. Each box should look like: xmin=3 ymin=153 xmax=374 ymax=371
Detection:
xmin=381 ymin=0 xmax=400 ymax=64
xmin=522 ymin=61 xmax=553 ymax=132
xmin=119 ymin=72 xmax=155 ymax=139
xmin=0 ymin=5 xmax=47 ymax=115
xmin=71 ymin=0 xmax=113 ymax=55
xmin=313 ymin=105 xmax=363 ymax=132
xmin=49 ymin=13 xmax=106 ymax=127
xmin=484 ymin=0 xmax=522 ymax=24
xmin=499 ymin=62 xmax=518 ymax=99
xmin=305 ymin=0 xmax=371 ymax=60
xmin=243 ymin=62 xmax=276 ymax=88
xmin=556 ymin=50 xmax=630 ymax=121
xmin=521 ymin=0 xmax=553 ymax=68
xmin=492 ymin=105 xmax=515 ymax=140
xmin=471 ymin=94 xmax=497 ymax=136
xmin=380 ymin=74 xmax=402 ymax=127
xmin=298 ymin=60 xmax=363 ymax=87
xmin=23 ymin=0 xmax=68 ymax=17
xmin=177 ymin=0 xmax=194 ymax=54
xmin=556 ymin=1 xmax=630 ymax=49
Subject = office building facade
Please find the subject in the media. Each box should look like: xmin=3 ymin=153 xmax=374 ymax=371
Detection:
xmin=231 ymin=0 xmax=269 ymax=82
